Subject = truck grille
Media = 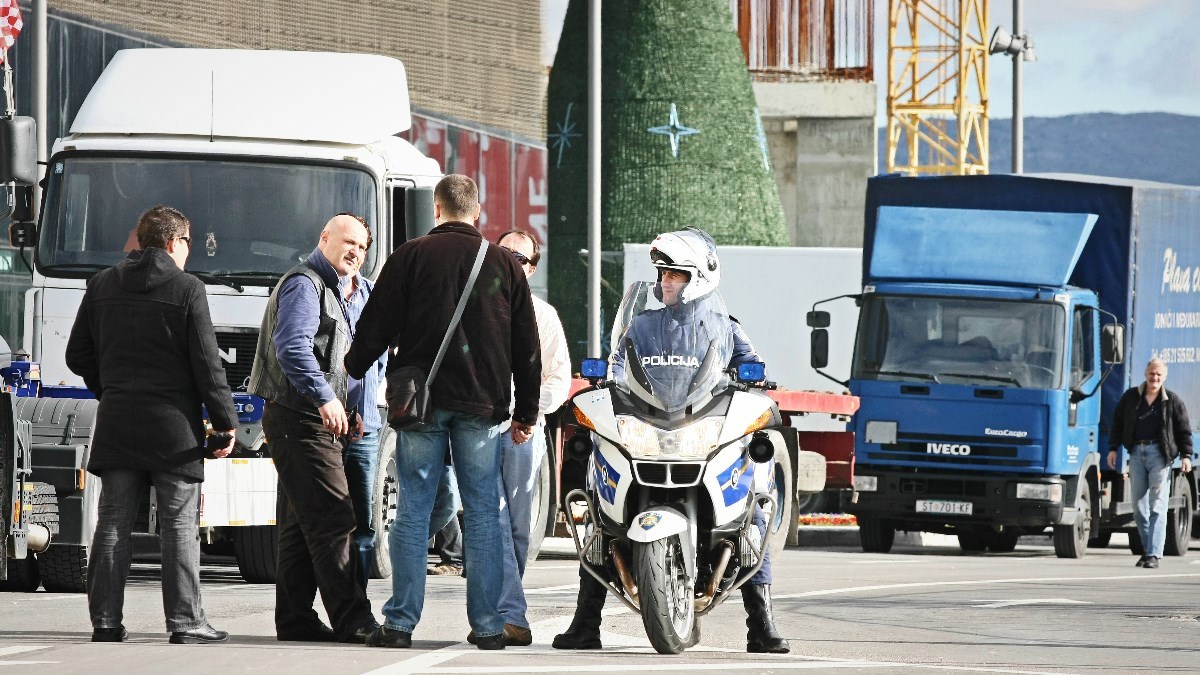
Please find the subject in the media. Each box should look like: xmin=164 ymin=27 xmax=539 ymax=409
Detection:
xmin=633 ymin=461 xmax=704 ymax=487
xmin=213 ymin=328 xmax=259 ymax=391
xmin=874 ymin=433 xmax=1035 ymax=468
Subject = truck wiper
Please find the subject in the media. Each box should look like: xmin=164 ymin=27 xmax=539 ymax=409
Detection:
xmin=940 ymin=372 xmax=1021 ymax=387
xmin=190 ymin=271 xmax=244 ymax=293
xmin=37 ymin=263 xmax=111 ymax=274
xmin=873 ymin=369 xmax=940 ymax=383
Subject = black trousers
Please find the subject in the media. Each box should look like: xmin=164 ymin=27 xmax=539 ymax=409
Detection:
xmin=264 ymin=403 xmax=374 ymax=638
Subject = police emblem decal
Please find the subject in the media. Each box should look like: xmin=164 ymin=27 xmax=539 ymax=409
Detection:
xmin=639 ymin=513 xmax=662 ymax=530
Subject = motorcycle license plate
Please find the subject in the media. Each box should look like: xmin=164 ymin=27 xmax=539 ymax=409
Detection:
xmin=915 ymin=499 xmax=972 ymax=515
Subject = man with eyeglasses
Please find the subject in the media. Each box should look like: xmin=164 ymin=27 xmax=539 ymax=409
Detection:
xmin=458 ymin=230 xmax=570 ymax=647
xmin=66 ymin=205 xmax=238 ymax=645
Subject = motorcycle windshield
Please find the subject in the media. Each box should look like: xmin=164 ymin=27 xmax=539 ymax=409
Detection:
xmin=611 ymin=281 xmax=733 ymax=413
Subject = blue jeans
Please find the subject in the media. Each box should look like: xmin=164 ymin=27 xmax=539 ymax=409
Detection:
xmin=496 ymin=423 xmax=546 ymax=628
xmin=88 ymin=469 xmax=206 ymax=632
xmin=1130 ymin=442 xmax=1171 ymax=558
xmin=343 ymin=429 xmax=380 ymax=590
xmin=384 ymin=408 xmax=505 ymax=637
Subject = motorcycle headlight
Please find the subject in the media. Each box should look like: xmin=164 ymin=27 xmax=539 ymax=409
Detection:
xmin=616 ymin=416 xmax=724 ymax=460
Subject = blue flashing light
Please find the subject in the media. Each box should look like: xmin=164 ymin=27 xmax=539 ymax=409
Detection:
xmin=580 ymin=358 xmax=608 ymax=379
xmin=737 ymin=362 xmax=766 ymax=383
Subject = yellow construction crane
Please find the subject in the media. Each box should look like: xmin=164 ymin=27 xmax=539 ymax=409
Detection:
xmin=886 ymin=0 xmax=989 ymax=175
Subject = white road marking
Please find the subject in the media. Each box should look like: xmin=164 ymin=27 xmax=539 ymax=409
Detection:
xmin=360 ymin=647 xmax=470 ymax=675
xmin=969 ymin=598 xmax=1091 ymax=609
xmin=773 ymin=572 xmax=1200 ymax=600
xmin=407 ymin=659 xmax=1071 ymax=674
xmin=525 ymin=565 xmax=584 ymax=570
xmin=523 ymin=584 xmax=580 ymax=595
xmin=0 ymin=647 xmax=49 ymax=657
xmin=0 ymin=661 xmax=58 ymax=666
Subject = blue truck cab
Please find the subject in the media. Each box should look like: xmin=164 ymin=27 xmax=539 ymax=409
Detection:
xmin=810 ymin=174 xmax=1200 ymax=558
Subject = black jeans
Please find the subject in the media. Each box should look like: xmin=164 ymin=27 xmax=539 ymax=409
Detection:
xmin=87 ymin=469 xmax=206 ymax=632
xmin=264 ymin=403 xmax=375 ymax=638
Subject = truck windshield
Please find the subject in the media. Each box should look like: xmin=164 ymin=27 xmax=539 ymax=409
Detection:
xmin=853 ymin=294 xmax=1066 ymax=389
xmin=37 ymin=155 xmax=378 ymax=284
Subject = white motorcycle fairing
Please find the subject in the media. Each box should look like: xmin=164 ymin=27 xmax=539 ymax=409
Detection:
xmin=703 ymin=444 xmax=755 ymax=527
xmin=627 ymin=505 xmax=697 ymax=578
xmin=589 ymin=438 xmax=632 ymax=525
xmin=716 ymin=390 xmax=776 ymax=446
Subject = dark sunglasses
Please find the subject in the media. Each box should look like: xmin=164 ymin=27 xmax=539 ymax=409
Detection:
xmin=504 ymin=247 xmax=531 ymax=266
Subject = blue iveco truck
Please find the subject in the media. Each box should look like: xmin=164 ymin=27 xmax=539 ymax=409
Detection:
xmin=809 ymin=174 xmax=1200 ymax=558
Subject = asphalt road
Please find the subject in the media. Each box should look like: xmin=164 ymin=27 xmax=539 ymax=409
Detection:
xmin=3 ymin=533 xmax=1199 ymax=674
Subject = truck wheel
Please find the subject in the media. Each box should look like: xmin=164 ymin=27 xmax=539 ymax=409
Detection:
xmin=38 ymin=544 xmax=88 ymax=593
xmin=795 ymin=490 xmax=833 ymax=515
xmin=957 ymin=533 xmax=988 ymax=552
xmin=28 ymin=482 xmax=61 ymax=535
xmin=986 ymin=531 xmax=1020 ymax=553
xmin=1087 ymin=531 xmax=1112 ymax=548
xmin=858 ymin=517 xmax=894 ymax=553
xmin=768 ymin=448 xmax=795 ymax=559
xmin=1053 ymin=482 xmax=1090 ymax=559
xmin=1164 ymin=473 xmax=1192 ymax=557
xmin=0 ymin=556 xmax=40 ymax=592
xmin=526 ymin=445 xmax=554 ymax=563
xmin=232 ymin=525 xmax=277 ymax=583
xmin=370 ymin=427 xmax=398 ymax=579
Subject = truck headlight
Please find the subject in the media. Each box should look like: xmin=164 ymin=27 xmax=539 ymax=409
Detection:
xmin=1015 ymin=483 xmax=1062 ymax=502
xmin=616 ymin=416 xmax=723 ymax=460
xmin=854 ymin=475 xmax=878 ymax=492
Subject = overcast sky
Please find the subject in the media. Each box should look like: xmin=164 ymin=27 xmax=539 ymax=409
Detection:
xmin=544 ymin=0 xmax=1200 ymax=121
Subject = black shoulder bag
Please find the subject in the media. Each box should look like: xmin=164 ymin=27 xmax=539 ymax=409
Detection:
xmin=386 ymin=238 xmax=489 ymax=431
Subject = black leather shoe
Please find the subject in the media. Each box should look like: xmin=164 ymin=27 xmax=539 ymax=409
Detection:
xmin=340 ymin=621 xmax=380 ymax=644
xmin=474 ymin=632 xmax=506 ymax=650
xmin=169 ymin=624 xmax=229 ymax=644
xmin=92 ymin=625 xmax=128 ymax=643
xmin=365 ymin=625 xmax=412 ymax=648
xmin=1135 ymin=555 xmax=1148 ymax=567
xmin=277 ymin=623 xmax=337 ymax=642
xmin=1143 ymin=556 xmax=1160 ymax=569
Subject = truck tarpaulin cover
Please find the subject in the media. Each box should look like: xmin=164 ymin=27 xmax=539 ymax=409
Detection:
xmin=865 ymin=173 xmax=1200 ymax=436
xmin=0 ymin=0 xmax=21 ymax=60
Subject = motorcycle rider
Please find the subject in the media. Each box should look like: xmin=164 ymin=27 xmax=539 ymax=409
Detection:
xmin=553 ymin=227 xmax=790 ymax=654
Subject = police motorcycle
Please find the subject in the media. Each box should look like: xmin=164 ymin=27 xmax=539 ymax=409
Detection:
xmin=562 ymin=280 xmax=791 ymax=655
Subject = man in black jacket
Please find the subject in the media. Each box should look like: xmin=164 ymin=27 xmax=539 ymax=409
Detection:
xmin=66 ymin=205 xmax=238 ymax=645
xmin=1108 ymin=358 xmax=1193 ymax=569
xmin=345 ymin=174 xmax=541 ymax=650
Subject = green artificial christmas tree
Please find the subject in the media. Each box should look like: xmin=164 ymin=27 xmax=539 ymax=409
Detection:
xmin=547 ymin=0 xmax=789 ymax=357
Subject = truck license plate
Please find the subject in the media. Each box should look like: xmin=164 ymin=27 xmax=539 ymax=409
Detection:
xmin=916 ymin=499 xmax=972 ymax=515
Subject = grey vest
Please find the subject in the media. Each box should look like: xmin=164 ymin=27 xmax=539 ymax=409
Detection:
xmin=248 ymin=263 xmax=349 ymax=414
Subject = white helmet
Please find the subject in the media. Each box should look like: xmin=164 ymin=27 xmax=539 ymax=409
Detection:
xmin=649 ymin=227 xmax=720 ymax=304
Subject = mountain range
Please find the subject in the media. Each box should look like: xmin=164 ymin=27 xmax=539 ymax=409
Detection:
xmin=879 ymin=112 xmax=1200 ymax=186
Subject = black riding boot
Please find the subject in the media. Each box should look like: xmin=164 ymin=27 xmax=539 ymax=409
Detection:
xmin=552 ymin=571 xmax=607 ymax=649
xmin=742 ymin=583 xmax=790 ymax=653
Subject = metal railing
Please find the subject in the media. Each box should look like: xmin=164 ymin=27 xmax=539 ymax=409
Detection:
xmin=732 ymin=0 xmax=874 ymax=82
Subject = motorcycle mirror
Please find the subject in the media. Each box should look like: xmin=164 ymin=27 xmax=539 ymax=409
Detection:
xmin=580 ymin=357 xmax=607 ymax=380
xmin=737 ymin=362 xmax=765 ymax=383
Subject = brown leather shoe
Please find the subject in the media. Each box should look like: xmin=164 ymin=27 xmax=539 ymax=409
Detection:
xmin=467 ymin=624 xmax=532 ymax=647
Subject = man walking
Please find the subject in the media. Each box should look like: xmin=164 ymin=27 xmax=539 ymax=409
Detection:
xmin=1108 ymin=358 xmax=1193 ymax=569
xmin=345 ymin=174 xmax=541 ymax=650
xmin=66 ymin=205 xmax=236 ymax=645
xmin=248 ymin=214 xmax=379 ymax=643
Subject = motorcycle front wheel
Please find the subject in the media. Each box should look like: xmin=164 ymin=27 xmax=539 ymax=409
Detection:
xmin=635 ymin=536 xmax=696 ymax=654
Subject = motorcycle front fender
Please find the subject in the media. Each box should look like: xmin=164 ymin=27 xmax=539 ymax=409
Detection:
xmin=627 ymin=506 xmax=696 ymax=579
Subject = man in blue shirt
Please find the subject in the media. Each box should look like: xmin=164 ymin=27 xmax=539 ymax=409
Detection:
xmin=340 ymin=214 xmax=389 ymax=589
xmin=248 ymin=214 xmax=378 ymax=644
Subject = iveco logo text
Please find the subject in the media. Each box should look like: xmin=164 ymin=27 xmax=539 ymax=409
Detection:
xmin=642 ymin=354 xmax=700 ymax=367
xmin=218 ymin=348 xmax=237 ymax=364
xmin=984 ymin=428 xmax=1028 ymax=438
xmin=927 ymin=443 xmax=972 ymax=456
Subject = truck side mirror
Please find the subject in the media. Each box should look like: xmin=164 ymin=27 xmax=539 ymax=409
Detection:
xmin=807 ymin=310 xmax=831 ymax=328
xmin=0 ymin=117 xmax=37 ymax=186
xmin=404 ymin=186 xmax=435 ymax=241
xmin=811 ymin=328 xmax=830 ymax=369
xmin=1101 ymin=323 xmax=1124 ymax=365
xmin=9 ymin=220 xmax=35 ymax=248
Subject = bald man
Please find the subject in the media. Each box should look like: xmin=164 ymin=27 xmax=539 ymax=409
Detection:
xmin=249 ymin=214 xmax=379 ymax=644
